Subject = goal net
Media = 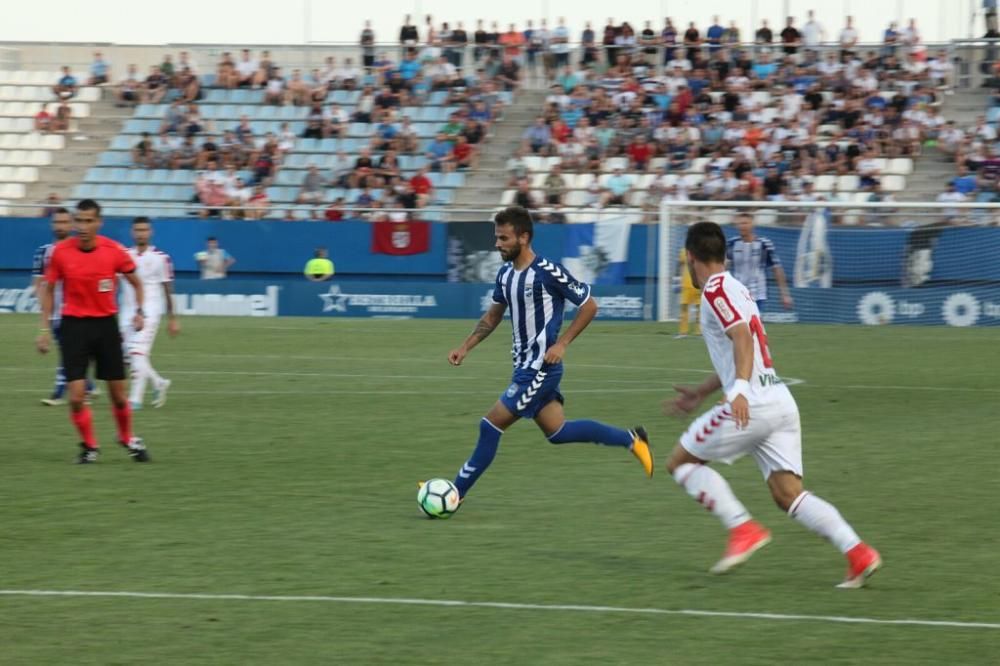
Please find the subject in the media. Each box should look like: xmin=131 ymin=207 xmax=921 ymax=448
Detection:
xmin=655 ymin=200 xmax=1000 ymax=328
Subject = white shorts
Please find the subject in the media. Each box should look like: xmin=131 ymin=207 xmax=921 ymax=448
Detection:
xmin=680 ymin=389 xmax=803 ymax=480
xmin=120 ymin=312 xmax=161 ymax=356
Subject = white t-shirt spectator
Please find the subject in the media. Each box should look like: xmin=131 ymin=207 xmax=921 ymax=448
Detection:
xmin=664 ymin=74 xmax=688 ymax=95
xmin=839 ymin=27 xmax=859 ymax=49
xmin=801 ymin=21 xmax=824 ymax=47
xmin=667 ymin=58 xmax=692 ymax=72
xmin=236 ymin=58 xmax=259 ymax=79
xmin=550 ymin=25 xmax=570 ymax=54
xmin=929 ymin=57 xmax=953 ymax=83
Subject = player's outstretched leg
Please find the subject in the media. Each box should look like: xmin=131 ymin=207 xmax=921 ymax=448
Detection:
xmin=546 ymin=420 xmax=653 ymax=478
xmin=535 ymin=401 xmax=653 ymax=477
xmin=769 ymin=472 xmax=881 ymax=588
xmin=452 ymin=416 xmax=506 ymax=499
xmin=667 ymin=446 xmax=771 ymax=574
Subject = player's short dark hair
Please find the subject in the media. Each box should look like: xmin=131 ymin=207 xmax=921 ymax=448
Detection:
xmin=494 ymin=205 xmax=533 ymax=241
xmin=76 ymin=199 xmax=101 ymax=216
xmin=207 ymin=236 xmax=217 ymax=241
xmin=685 ymin=221 xmax=727 ymax=263
xmin=132 ymin=216 xmax=151 ymax=226
xmin=52 ymin=207 xmax=70 ymax=217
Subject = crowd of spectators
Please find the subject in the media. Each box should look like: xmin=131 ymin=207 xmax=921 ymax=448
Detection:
xmin=499 ymin=13 xmax=955 ymax=216
xmin=89 ymin=25 xmax=513 ymax=219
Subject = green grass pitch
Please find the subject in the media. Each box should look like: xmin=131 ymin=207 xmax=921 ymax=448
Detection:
xmin=0 ymin=314 xmax=998 ymax=664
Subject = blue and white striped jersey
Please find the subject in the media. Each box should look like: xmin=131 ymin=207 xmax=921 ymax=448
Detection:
xmin=726 ymin=236 xmax=781 ymax=302
xmin=492 ymin=256 xmax=592 ymax=371
xmin=32 ymin=242 xmax=62 ymax=323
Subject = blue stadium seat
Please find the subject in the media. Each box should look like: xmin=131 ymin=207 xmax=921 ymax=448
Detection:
xmin=95 ymin=184 xmax=117 ymax=199
xmin=434 ymin=189 xmax=455 ymax=205
xmin=443 ymin=172 xmax=465 ymax=188
xmin=97 ymin=152 xmax=129 ymax=167
xmin=257 ymin=106 xmax=279 ymax=120
xmin=426 ymin=172 xmax=443 ymax=187
xmin=110 ymin=135 xmax=132 ymax=150
xmin=290 ymin=121 xmax=306 ymax=134
xmin=218 ymin=104 xmax=238 ymax=120
xmin=201 ymin=74 xmax=217 ymax=87
xmin=134 ymin=104 xmax=157 ymax=118
xmin=147 ymin=169 xmax=169 ymax=183
xmin=125 ymin=170 xmax=147 ymax=184
xmin=348 ymin=123 xmax=371 ymax=137
xmin=204 ymin=89 xmax=228 ymax=104
xmin=428 ymin=91 xmax=448 ymax=105
xmin=275 ymin=170 xmax=299 ymax=186
xmin=988 ymin=107 xmax=1000 ymax=124
xmin=136 ymin=185 xmax=159 ymax=201
xmin=83 ymin=168 xmax=102 ymax=183
xmin=339 ymin=138 xmax=360 ymax=152
xmin=415 ymin=124 xmax=436 ymax=138
xmin=297 ymin=139 xmax=319 ymax=154
xmin=168 ymin=170 xmax=194 ymax=185
xmin=410 ymin=155 xmax=428 ymax=170
xmin=318 ymin=138 xmax=339 ymax=152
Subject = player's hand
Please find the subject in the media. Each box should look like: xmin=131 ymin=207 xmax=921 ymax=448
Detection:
xmin=729 ymin=394 xmax=750 ymax=430
xmin=167 ymin=317 xmax=180 ymax=337
xmin=665 ymin=384 xmax=701 ymax=416
xmin=543 ymin=341 xmax=567 ymax=365
xmin=783 ymin=293 xmax=795 ymax=310
xmin=36 ymin=330 xmax=50 ymax=355
xmin=133 ymin=313 xmax=145 ymax=332
xmin=448 ymin=347 xmax=467 ymax=366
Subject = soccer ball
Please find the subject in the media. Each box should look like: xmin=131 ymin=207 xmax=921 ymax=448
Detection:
xmin=417 ymin=478 xmax=460 ymax=519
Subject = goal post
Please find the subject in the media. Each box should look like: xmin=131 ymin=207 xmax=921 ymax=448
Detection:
xmin=654 ymin=200 xmax=1000 ymax=328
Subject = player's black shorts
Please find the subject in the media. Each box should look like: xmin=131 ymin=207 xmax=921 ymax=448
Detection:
xmin=59 ymin=315 xmax=125 ymax=382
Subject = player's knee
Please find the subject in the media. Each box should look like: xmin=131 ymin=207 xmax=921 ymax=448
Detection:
xmin=769 ymin=484 xmax=801 ymax=512
xmin=665 ymin=446 xmax=693 ymax=476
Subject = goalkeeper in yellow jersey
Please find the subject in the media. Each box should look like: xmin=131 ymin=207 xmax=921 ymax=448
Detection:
xmin=677 ymin=246 xmax=701 ymax=338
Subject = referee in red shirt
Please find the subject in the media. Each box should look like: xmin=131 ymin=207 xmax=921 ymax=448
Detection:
xmin=36 ymin=199 xmax=151 ymax=463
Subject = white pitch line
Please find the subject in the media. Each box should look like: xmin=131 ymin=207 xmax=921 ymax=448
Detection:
xmin=0 ymin=589 xmax=997 ymax=630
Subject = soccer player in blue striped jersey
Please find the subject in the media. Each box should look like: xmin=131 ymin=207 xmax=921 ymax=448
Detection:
xmin=726 ymin=213 xmax=794 ymax=313
xmin=442 ymin=206 xmax=653 ymax=504
xmin=32 ymin=208 xmax=95 ymax=406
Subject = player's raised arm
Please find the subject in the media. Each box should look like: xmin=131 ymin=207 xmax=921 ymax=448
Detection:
xmin=449 ymin=302 xmax=506 ymax=366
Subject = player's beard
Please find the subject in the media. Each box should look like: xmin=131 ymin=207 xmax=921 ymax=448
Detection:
xmin=500 ymin=245 xmax=521 ymax=262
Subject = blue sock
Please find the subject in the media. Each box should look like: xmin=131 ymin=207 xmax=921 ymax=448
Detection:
xmin=51 ymin=366 xmax=66 ymax=399
xmin=547 ymin=420 xmax=633 ymax=447
xmin=453 ymin=418 xmax=503 ymax=497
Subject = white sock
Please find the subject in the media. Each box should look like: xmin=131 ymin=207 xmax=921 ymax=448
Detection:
xmin=129 ymin=353 xmax=150 ymax=404
xmin=673 ymin=463 xmax=751 ymax=530
xmin=146 ymin=362 xmax=164 ymax=387
xmin=788 ymin=492 xmax=861 ymax=554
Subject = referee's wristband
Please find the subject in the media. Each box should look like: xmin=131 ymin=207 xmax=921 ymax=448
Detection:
xmin=135 ymin=308 xmax=144 ymax=316
xmin=726 ymin=379 xmax=751 ymax=403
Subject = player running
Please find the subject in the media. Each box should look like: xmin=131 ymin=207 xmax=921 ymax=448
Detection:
xmin=439 ymin=206 xmax=653 ymax=505
xmin=120 ymin=217 xmax=180 ymax=409
xmin=663 ymin=221 xmax=879 ymax=588
xmin=32 ymin=207 xmax=96 ymax=405
xmin=36 ymin=199 xmax=150 ymax=464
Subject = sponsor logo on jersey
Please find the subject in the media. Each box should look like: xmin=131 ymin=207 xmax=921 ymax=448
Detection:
xmin=711 ymin=295 xmax=736 ymax=323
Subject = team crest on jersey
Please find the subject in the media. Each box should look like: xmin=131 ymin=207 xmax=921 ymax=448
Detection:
xmin=569 ymin=282 xmax=586 ymax=297
xmin=505 ymin=383 xmax=519 ymax=398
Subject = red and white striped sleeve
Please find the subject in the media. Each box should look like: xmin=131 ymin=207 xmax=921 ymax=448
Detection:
xmin=702 ymin=274 xmax=745 ymax=331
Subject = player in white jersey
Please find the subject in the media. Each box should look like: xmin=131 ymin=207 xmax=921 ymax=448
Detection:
xmin=662 ymin=221 xmax=880 ymax=588
xmin=120 ymin=217 xmax=180 ymax=408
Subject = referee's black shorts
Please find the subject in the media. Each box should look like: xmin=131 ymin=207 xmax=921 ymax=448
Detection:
xmin=59 ymin=315 xmax=126 ymax=382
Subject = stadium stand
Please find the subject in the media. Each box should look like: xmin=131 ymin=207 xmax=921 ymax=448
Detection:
xmin=497 ymin=25 xmax=959 ymax=221
xmin=0 ymin=71 xmax=97 ymax=214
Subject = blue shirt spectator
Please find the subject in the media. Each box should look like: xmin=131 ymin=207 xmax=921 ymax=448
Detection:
xmin=706 ymin=21 xmax=725 ymax=51
xmin=561 ymin=107 xmax=583 ymax=128
xmin=398 ymin=57 xmax=421 ymax=81
xmin=952 ymin=172 xmax=978 ymax=195
xmin=753 ymin=61 xmax=778 ymax=79
xmin=522 ymin=119 xmax=552 ymax=151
